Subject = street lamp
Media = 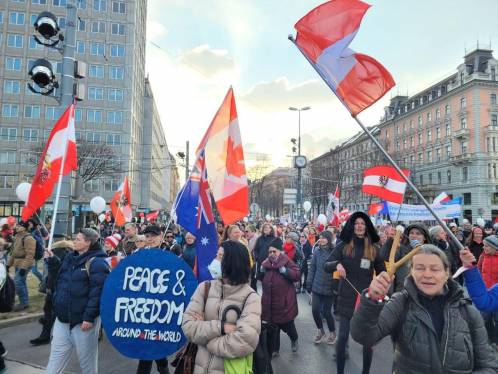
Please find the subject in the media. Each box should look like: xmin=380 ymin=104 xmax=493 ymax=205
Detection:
xmin=289 ymin=106 xmax=310 ymax=222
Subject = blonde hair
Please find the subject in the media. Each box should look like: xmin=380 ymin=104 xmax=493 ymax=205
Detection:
xmin=343 ymin=237 xmax=377 ymax=261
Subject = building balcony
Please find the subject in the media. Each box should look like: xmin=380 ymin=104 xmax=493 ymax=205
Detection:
xmin=450 ymin=153 xmax=472 ymax=164
xmin=453 ymin=128 xmax=470 ymax=139
xmin=485 ymin=125 xmax=498 ymax=135
xmin=417 ymin=184 xmax=440 ymax=192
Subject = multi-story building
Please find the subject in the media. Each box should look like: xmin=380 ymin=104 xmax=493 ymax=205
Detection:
xmin=0 ymin=0 xmax=175 ymax=225
xmin=306 ymin=48 xmax=498 ymax=223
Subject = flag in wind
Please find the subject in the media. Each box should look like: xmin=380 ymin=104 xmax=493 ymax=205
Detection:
xmin=110 ymin=176 xmax=132 ymax=227
xmin=294 ymin=0 xmax=395 ymax=115
xmin=362 ymin=166 xmax=410 ymax=204
xmin=196 ymin=88 xmax=249 ymax=224
xmin=175 ymin=150 xmax=218 ymax=282
xmin=22 ymin=105 xmax=77 ymax=221
xmin=326 ymin=186 xmax=341 ymax=226
xmin=433 ymin=192 xmax=450 ymax=205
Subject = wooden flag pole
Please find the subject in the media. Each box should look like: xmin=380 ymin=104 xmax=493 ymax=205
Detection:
xmin=387 ymin=229 xmax=402 ymax=276
xmin=288 ymin=35 xmax=464 ymax=251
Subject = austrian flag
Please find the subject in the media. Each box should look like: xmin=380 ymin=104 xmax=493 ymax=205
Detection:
xmin=362 ymin=166 xmax=410 ymax=204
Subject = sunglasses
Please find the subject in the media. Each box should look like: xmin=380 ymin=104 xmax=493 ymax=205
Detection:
xmin=166 ymin=236 xmax=173 ymax=238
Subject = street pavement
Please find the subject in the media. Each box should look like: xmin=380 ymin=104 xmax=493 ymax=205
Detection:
xmin=0 ymin=293 xmax=393 ymax=373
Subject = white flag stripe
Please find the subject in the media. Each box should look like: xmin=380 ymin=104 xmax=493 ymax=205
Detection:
xmin=363 ymin=175 xmax=406 ymax=194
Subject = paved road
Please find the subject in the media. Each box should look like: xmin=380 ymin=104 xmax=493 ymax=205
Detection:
xmin=0 ymin=293 xmax=393 ymax=373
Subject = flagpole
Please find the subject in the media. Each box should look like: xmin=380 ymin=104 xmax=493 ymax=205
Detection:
xmin=163 ymin=177 xmax=190 ymax=242
xmin=289 ymin=35 xmax=464 ymax=250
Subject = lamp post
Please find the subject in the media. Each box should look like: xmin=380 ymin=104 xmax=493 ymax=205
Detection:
xmin=289 ymin=106 xmax=310 ymax=222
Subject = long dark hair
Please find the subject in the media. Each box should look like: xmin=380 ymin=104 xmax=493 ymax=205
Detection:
xmin=221 ymin=240 xmax=251 ymax=285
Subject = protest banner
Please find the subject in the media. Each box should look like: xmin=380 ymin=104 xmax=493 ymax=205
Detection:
xmin=100 ymin=249 xmax=197 ymax=360
xmin=385 ymin=199 xmax=462 ymax=222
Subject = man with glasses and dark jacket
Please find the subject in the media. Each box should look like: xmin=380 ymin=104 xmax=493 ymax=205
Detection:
xmin=161 ymin=230 xmax=182 ymax=256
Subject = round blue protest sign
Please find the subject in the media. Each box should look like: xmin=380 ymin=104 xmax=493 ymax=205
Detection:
xmin=100 ymin=249 xmax=197 ymax=360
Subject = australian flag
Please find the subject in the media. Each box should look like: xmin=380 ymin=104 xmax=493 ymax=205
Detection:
xmin=174 ymin=149 xmax=218 ymax=282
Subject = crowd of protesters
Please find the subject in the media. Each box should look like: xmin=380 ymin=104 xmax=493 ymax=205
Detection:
xmin=2 ymin=213 xmax=498 ymax=373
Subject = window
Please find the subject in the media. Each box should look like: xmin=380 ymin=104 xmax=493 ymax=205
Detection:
xmin=0 ymin=128 xmax=17 ymax=141
xmin=110 ymin=44 xmax=125 ymax=57
xmin=445 ymin=123 xmax=451 ymax=135
xmin=106 ymin=133 xmax=121 ymax=145
xmin=93 ymin=0 xmax=106 ymax=12
xmin=109 ymin=66 xmax=124 ymax=79
xmin=463 ymin=192 xmax=471 ymax=204
xmin=23 ymin=128 xmax=38 ymax=142
xmin=410 ymin=136 xmax=414 ymax=147
xmin=24 ymin=105 xmax=40 ymax=119
xmin=437 ymin=171 xmax=442 ymax=184
xmin=9 ymin=12 xmax=25 ymax=25
xmin=90 ymin=42 xmax=105 ymax=56
xmin=74 ymin=108 xmax=82 ymax=121
xmin=419 ymin=175 xmax=424 ymax=185
xmin=108 ymin=88 xmax=123 ymax=101
xmin=5 ymin=56 xmax=22 ymax=71
xmin=78 ymin=19 xmax=86 ymax=31
xmin=492 ymin=193 xmax=498 ymax=205
xmin=88 ymin=87 xmax=104 ymax=100
xmin=28 ymin=35 xmax=43 ymax=49
xmin=57 ymin=17 xmax=66 ymax=29
xmin=403 ymin=139 xmax=407 ymax=149
xmin=104 ymin=179 xmax=119 ymax=192
xmin=107 ymin=111 xmax=123 ymax=124
xmin=87 ymin=109 xmax=103 ymax=123
xmin=494 ymin=164 xmax=497 ymax=179
xmin=427 ymin=150 xmax=432 ymax=163
xmin=2 ymin=104 xmax=19 ymax=117
xmin=426 ymin=112 xmax=431 ymax=123
xmin=84 ymin=179 xmax=99 ymax=192
xmin=492 ymin=67 xmax=496 ymax=81
xmin=460 ymin=97 xmax=466 ymax=108
xmin=91 ymin=21 xmax=106 ymax=33
xmin=436 ymin=148 xmax=441 ymax=161
xmin=32 ymin=0 xmax=48 ymax=4
xmin=111 ymin=23 xmax=125 ymax=35
xmin=76 ymin=40 xmax=85 ymax=54
xmin=436 ymin=127 xmax=440 ymax=139
xmin=0 ymin=176 xmax=15 ymax=189
xmin=410 ymin=155 xmax=414 ymax=164
xmin=89 ymin=64 xmax=105 ymax=78
xmin=7 ymin=33 xmax=23 ymax=48
xmin=491 ymin=93 xmax=497 ymax=105
xmin=45 ymin=106 xmax=57 ymax=120
xmin=436 ymin=108 xmax=441 ymax=120
xmin=460 ymin=117 xmax=467 ymax=129
xmin=0 ymin=151 xmax=16 ymax=164
xmin=445 ymin=104 xmax=451 ymax=115
xmin=418 ymin=115 xmax=422 ymax=126
xmin=53 ymin=0 xmax=66 ymax=6
xmin=418 ymin=133 xmax=422 ymax=144
xmin=446 ymin=145 xmax=451 ymax=159
xmin=4 ymin=80 xmax=21 ymax=94
xmin=0 ymin=12 xmax=3 ymax=24
xmin=461 ymin=140 xmax=468 ymax=154
xmin=86 ymin=132 xmax=102 ymax=144
xmin=112 ymin=1 xmax=126 ymax=13
xmin=418 ymin=153 xmax=423 ymax=163
xmin=447 ymin=169 xmax=452 ymax=183
xmin=426 ymin=129 xmax=432 ymax=142
xmin=77 ymin=0 xmax=87 ymax=9
xmin=429 ymin=173 xmax=433 ymax=184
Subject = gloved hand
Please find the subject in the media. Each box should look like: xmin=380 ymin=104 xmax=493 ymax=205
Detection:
xmin=279 ymin=266 xmax=286 ymax=274
xmin=19 ymin=268 xmax=26 ymax=277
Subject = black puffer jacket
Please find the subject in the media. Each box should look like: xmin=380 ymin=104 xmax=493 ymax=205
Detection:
xmin=351 ymin=276 xmax=498 ymax=374
xmin=253 ymin=234 xmax=275 ymax=265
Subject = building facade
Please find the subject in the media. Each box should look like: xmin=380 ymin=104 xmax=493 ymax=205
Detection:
xmin=0 ymin=0 xmax=171 ymax=224
xmin=306 ymin=48 xmax=498 ymax=223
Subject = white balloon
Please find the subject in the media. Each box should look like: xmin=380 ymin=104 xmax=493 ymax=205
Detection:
xmin=98 ymin=213 xmax=106 ymax=223
xmin=16 ymin=182 xmax=31 ymax=202
xmin=265 ymin=214 xmax=271 ymax=221
xmin=317 ymin=214 xmax=327 ymax=225
xmin=243 ymin=217 xmax=249 ymax=223
xmin=90 ymin=196 xmax=106 ymax=214
xmin=0 ymin=218 xmax=7 ymax=226
xmin=303 ymin=201 xmax=312 ymax=212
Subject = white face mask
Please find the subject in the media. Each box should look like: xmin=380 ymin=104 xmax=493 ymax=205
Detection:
xmin=208 ymin=259 xmax=222 ymax=279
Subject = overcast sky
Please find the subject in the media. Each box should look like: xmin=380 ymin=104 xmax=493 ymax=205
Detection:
xmin=145 ymin=0 xmax=498 ymax=178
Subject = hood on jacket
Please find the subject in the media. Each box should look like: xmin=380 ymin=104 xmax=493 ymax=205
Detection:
xmin=402 ymin=222 xmax=431 ymax=245
xmin=318 ymin=230 xmax=334 ymax=251
xmin=339 ymin=211 xmax=380 ymax=244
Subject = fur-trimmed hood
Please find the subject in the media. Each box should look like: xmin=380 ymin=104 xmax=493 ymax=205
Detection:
xmin=51 ymin=240 xmax=74 ymax=250
xmin=339 ymin=211 xmax=380 ymax=244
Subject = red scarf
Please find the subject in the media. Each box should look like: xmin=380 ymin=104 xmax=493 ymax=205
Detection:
xmin=283 ymin=242 xmax=295 ymax=261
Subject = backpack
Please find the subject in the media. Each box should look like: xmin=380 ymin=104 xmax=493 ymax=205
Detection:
xmin=22 ymin=233 xmax=45 ymax=261
xmin=84 ymin=256 xmax=110 ymax=276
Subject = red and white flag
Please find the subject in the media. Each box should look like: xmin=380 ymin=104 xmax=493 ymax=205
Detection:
xmin=362 ymin=166 xmax=410 ymax=204
xmin=22 ymin=105 xmax=77 ymax=221
xmin=339 ymin=208 xmax=350 ymax=223
xmin=110 ymin=176 xmax=132 ymax=227
xmin=146 ymin=210 xmax=159 ymax=222
xmin=368 ymin=202 xmax=384 ymax=216
xmin=197 ymin=88 xmax=249 ymax=224
xmin=327 ymin=186 xmax=341 ymax=226
xmin=433 ymin=192 xmax=450 ymax=205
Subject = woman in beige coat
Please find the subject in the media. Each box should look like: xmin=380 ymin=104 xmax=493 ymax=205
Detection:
xmin=182 ymin=240 xmax=262 ymax=374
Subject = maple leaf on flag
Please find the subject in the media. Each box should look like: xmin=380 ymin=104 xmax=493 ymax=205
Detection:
xmin=225 ymin=137 xmax=245 ymax=178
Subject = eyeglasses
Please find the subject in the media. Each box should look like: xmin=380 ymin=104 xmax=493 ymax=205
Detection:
xmin=166 ymin=236 xmax=173 ymax=238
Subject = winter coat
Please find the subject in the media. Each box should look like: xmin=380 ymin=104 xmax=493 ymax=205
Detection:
xmin=7 ymin=231 xmax=36 ymax=270
xmin=301 ymin=241 xmax=312 ymax=260
xmin=260 ymin=253 xmax=300 ymax=324
xmin=53 ymin=243 xmax=110 ymax=327
xmin=468 ymin=241 xmax=484 ymax=261
xmin=182 ymin=279 xmax=262 ymax=374
xmin=306 ymin=245 xmax=334 ymax=296
xmin=478 ymin=252 xmax=498 ymax=289
xmin=161 ymin=241 xmax=182 ymax=256
xmin=324 ymin=237 xmax=385 ymax=318
xmin=433 ymin=239 xmax=461 ymax=275
xmin=46 ymin=240 xmax=72 ymax=292
xmin=379 ymin=238 xmax=411 ymax=294
xmin=253 ymin=234 xmax=275 ymax=265
xmin=351 ymin=276 xmax=498 ymax=374
xmin=119 ymin=234 xmax=138 ymax=255
xmin=464 ymin=266 xmax=498 ymax=312
xmin=182 ymin=243 xmax=196 ymax=269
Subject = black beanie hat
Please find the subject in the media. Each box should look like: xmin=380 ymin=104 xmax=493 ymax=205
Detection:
xmin=269 ymin=237 xmax=283 ymax=251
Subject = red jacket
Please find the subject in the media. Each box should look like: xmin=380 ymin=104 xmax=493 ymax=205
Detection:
xmin=478 ymin=252 xmax=498 ymax=289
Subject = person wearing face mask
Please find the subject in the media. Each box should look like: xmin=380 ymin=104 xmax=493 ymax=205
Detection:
xmin=351 ymin=245 xmax=498 ymax=373
xmin=260 ymin=238 xmax=300 ymax=354
xmin=429 ymin=225 xmax=461 ymax=276
xmin=323 ymin=211 xmax=385 ymax=374
xmin=467 ymin=226 xmax=485 ymax=260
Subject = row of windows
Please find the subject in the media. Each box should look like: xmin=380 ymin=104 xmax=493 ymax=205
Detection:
xmin=0 ymin=127 xmax=122 ymax=145
xmin=88 ymin=87 xmax=124 ymax=101
xmin=418 ymin=169 xmax=455 ymax=186
xmin=0 ymin=174 xmax=121 ymax=191
xmin=1 ymin=106 xmax=124 ymax=123
xmin=0 ymin=0 xmax=126 ymax=13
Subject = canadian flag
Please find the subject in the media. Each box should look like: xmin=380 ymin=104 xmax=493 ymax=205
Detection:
xmin=362 ymin=166 xmax=410 ymax=204
xmin=22 ymin=105 xmax=78 ymax=221
xmin=110 ymin=176 xmax=132 ymax=227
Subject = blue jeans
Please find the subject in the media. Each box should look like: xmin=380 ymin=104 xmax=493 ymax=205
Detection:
xmin=31 ymin=259 xmax=43 ymax=282
xmin=14 ymin=267 xmax=29 ymax=306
